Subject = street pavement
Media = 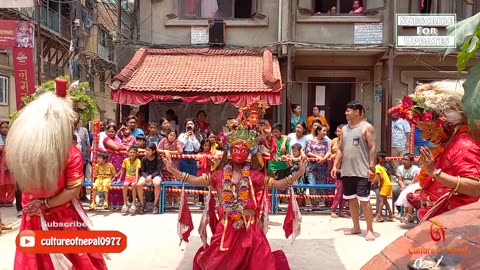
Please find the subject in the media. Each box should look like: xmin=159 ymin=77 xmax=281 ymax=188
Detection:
xmin=0 ymin=204 xmax=411 ymax=270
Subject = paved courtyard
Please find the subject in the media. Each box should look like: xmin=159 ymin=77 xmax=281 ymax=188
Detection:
xmin=0 ymin=204 xmax=412 ymax=270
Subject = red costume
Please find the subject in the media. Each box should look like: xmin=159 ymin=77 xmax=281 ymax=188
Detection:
xmin=192 ymin=167 xmax=289 ymax=270
xmin=416 ymin=132 xmax=480 ymax=220
xmin=15 ymin=146 xmax=107 ymax=270
xmin=176 ymin=101 xmax=299 ymax=270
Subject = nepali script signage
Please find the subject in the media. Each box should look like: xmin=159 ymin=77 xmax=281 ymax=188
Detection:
xmin=395 ymin=14 xmax=456 ymax=49
xmin=0 ymin=20 xmax=36 ymax=110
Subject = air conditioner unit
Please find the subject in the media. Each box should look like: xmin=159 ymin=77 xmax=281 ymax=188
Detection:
xmin=208 ymin=20 xmax=225 ymax=46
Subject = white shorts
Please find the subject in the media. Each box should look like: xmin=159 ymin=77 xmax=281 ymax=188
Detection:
xmin=138 ymin=176 xmax=162 ymax=185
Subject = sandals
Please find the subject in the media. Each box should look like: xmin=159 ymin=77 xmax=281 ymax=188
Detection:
xmin=403 ymin=213 xmax=413 ymax=223
xmin=387 ymin=216 xmax=397 ymax=222
xmin=373 ymin=217 xmax=384 ymax=223
xmin=138 ymin=204 xmax=146 ymax=215
xmin=153 ymin=206 xmax=159 ymax=214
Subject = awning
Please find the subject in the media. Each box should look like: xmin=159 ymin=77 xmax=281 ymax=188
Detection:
xmin=110 ymin=48 xmax=284 ymax=107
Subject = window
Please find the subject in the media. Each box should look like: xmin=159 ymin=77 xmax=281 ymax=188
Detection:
xmin=417 ymin=0 xmax=474 ymax=21
xmin=305 ymin=0 xmax=384 ymax=16
xmin=0 ymin=76 xmax=8 ymax=106
xmin=179 ymin=0 xmax=256 ymax=19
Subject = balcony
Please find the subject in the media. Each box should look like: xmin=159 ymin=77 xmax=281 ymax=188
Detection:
xmin=97 ymin=43 xmax=112 ymax=62
xmin=24 ymin=6 xmax=72 ymax=40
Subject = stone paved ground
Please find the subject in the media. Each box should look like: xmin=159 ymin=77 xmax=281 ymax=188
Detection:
xmin=0 ymin=204 xmax=409 ymax=270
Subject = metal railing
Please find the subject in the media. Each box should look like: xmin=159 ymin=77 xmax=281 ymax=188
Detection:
xmin=24 ymin=6 xmax=72 ymax=40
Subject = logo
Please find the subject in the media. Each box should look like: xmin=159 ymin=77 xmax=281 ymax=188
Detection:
xmin=408 ymin=220 xmax=468 ymax=255
xmin=17 ymin=230 xmax=36 ymax=248
xmin=395 ymin=14 xmax=456 ymax=48
xmin=430 ymin=220 xmax=445 ymax=243
xmin=16 ymin=52 xmax=27 ymax=61
xmin=15 ymin=51 xmax=28 ymax=65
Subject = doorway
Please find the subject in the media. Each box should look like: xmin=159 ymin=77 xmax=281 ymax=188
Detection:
xmin=308 ymin=77 xmax=355 ymax=138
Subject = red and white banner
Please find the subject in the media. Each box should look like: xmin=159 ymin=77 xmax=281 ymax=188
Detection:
xmin=0 ymin=1 xmax=38 ymax=8
xmin=13 ymin=47 xmax=36 ymax=110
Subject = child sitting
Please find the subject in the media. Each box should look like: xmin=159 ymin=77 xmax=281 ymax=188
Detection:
xmin=146 ymin=122 xmax=161 ymax=146
xmin=136 ymin=135 xmax=147 ymax=150
xmin=90 ymin=152 xmax=117 ymax=210
xmin=121 ymin=128 xmax=136 ymax=147
xmin=373 ymin=155 xmax=395 ymax=222
xmin=119 ymin=146 xmax=141 ymax=215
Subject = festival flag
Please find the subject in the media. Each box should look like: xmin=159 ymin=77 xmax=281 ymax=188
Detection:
xmin=208 ymin=188 xmax=218 ymax=234
xmin=283 ymin=186 xmax=302 ymax=244
xmin=177 ymin=183 xmax=194 ymax=244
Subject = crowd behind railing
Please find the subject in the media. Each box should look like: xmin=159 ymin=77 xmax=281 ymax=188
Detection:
xmin=1 ymin=108 xmax=417 ymax=222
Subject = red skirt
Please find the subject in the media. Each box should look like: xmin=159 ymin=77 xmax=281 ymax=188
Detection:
xmin=193 ymin=220 xmax=290 ymax=270
xmin=14 ymin=200 xmax=107 ymax=270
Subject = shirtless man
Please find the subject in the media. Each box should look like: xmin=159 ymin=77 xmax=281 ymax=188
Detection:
xmin=331 ymin=101 xmax=376 ymax=241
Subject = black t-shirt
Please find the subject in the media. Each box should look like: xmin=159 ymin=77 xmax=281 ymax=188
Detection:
xmin=140 ymin=156 xmax=165 ymax=178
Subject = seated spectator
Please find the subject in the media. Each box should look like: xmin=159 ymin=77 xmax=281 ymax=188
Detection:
xmin=121 ymin=127 xmax=137 ymax=147
xmin=146 ymin=122 xmax=161 ymax=146
xmin=136 ymin=135 xmax=147 ymax=150
xmin=137 ymin=143 xmax=164 ymax=214
xmin=90 ymin=152 xmax=117 ymax=210
xmin=349 ymin=0 xmax=363 ymax=14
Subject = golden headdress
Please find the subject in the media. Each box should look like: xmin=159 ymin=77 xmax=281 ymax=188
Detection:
xmin=225 ymin=100 xmax=269 ymax=149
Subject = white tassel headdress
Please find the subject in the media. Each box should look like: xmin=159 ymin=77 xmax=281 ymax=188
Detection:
xmin=6 ymin=92 xmax=75 ymax=195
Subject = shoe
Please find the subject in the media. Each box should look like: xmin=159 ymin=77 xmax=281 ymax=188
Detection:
xmin=331 ymin=212 xmax=338 ymax=218
xmin=387 ymin=216 xmax=397 ymax=222
xmin=402 ymin=213 xmax=413 ymax=223
xmin=373 ymin=217 xmax=384 ymax=223
xmin=17 ymin=211 xmax=22 ymax=218
xmin=153 ymin=206 xmax=159 ymax=214
xmin=129 ymin=205 xmax=137 ymax=215
xmin=103 ymin=202 xmax=109 ymax=209
xmin=121 ymin=205 xmax=128 ymax=213
xmin=89 ymin=203 xmax=96 ymax=210
xmin=138 ymin=204 xmax=145 ymax=215
xmin=1 ymin=223 xmax=12 ymax=230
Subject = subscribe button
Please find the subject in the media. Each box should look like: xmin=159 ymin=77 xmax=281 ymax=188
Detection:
xmin=16 ymin=230 xmax=127 ymax=254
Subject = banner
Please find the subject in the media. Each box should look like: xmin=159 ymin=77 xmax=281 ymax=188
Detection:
xmin=13 ymin=47 xmax=36 ymax=110
xmin=0 ymin=20 xmax=35 ymax=48
xmin=0 ymin=1 xmax=37 ymax=8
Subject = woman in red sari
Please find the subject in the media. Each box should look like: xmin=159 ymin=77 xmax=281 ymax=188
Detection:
xmin=163 ymin=101 xmax=306 ymax=270
xmin=389 ymin=80 xmax=480 ymax=222
xmin=6 ymin=85 xmax=107 ymax=269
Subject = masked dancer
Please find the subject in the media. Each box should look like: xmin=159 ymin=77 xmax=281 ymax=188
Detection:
xmin=6 ymin=79 xmax=108 ymax=269
xmin=163 ymin=100 xmax=306 ymax=270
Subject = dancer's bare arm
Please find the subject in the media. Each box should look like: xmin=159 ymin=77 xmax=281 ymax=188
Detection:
xmin=162 ymin=154 xmax=208 ymax=186
xmin=271 ymin=158 xmax=307 ymax=190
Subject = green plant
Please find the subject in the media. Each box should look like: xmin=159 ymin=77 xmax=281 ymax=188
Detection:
xmin=446 ymin=13 xmax=480 ymax=139
xmin=10 ymin=75 xmax=98 ymax=125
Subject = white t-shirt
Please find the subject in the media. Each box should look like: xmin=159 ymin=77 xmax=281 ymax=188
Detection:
xmin=396 ymin=164 xmax=420 ymax=186
xmin=287 ymin=133 xmax=308 ymax=155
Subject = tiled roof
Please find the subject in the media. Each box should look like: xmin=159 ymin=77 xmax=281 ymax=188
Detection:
xmin=112 ymin=48 xmax=283 ymax=93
